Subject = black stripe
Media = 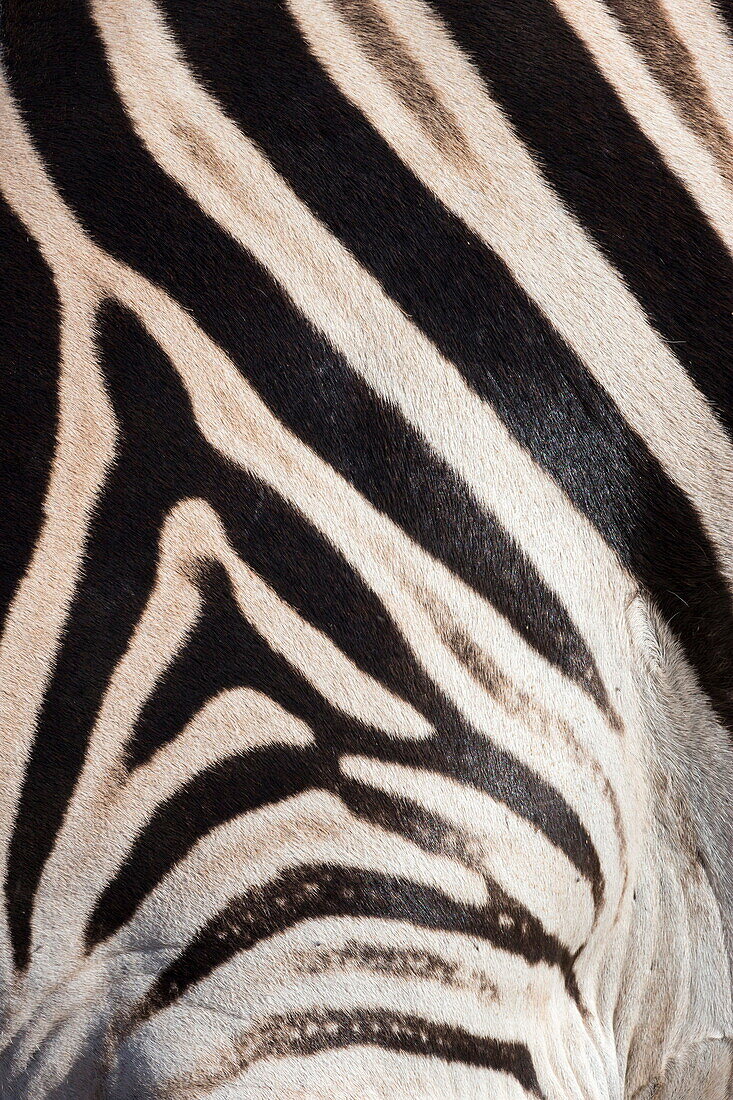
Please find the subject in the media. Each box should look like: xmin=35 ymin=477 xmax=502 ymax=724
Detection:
xmin=257 ymin=1008 xmax=544 ymax=1096
xmin=134 ymin=862 xmax=565 ymax=1049
xmin=245 ymin=1009 xmax=543 ymax=1096
xmin=0 ymin=197 xmax=59 ymax=627
xmin=2 ymin=1 xmax=614 ymax=967
xmin=103 ymin=611 xmax=584 ymax=998
xmin=5 ymin=6 xmax=732 ymax=731
xmin=350 ymin=732 xmax=603 ymax=909
xmin=149 ymin=0 xmax=733 ymax=732
xmin=339 ymin=777 xmax=581 ymax=997
xmin=4 ymin=303 xmax=596 ymax=964
xmin=716 ymin=2 xmax=733 ymax=37
xmin=114 ymin=554 xmax=601 ymax=947
xmin=0 ymin=0 xmax=605 ymax=713
xmin=86 ymin=746 xmax=326 ymax=949
xmin=124 ymin=561 xmax=343 ymax=773
xmin=8 ymin=298 xmax=438 ymax=966
xmin=147 ymin=997 xmax=545 ymax=1095
xmin=429 ymin=0 xmax=733 ymax=430
xmin=89 ymin=512 xmax=601 ymax=952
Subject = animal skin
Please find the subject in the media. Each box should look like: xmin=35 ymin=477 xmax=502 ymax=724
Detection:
xmin=1 ymin=0 xmax=733 ymax=1096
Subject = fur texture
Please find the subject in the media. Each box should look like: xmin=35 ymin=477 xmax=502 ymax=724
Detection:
xmin=1 ymin=0 xmax=733 ymax=1095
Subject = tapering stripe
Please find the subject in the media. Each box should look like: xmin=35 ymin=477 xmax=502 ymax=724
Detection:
xmin=1 ymin=1 xmax=731 ymax=1093
xmin=134 ymin=862 xmax=574 ymax=1033
xmin=661 ymin=0 xmax=733 ymax=143
xmin=46 ymin=306 xmax=600 ymax=957
xmin=428 ymin=0 xmax=733 ymax=429
xmin=159 ymin=1004 xmax=545 ymax=1097
xmin=338 ymin=778 xmax=581 ymax=992
xmin=1 ymin=4 xmax=613 ymax=972
xmin=0 ymin=196 xmax=59 ymax=629
xmin=1 ymin=0 xmax=605 ymax=710
xmin=151 ymin=0 xmax=733 ymax=728
xmin=86 ymin=748 xmax=327 ymax=950
xmin=352 ymin=731 xmax=604 ymax=909
xmin=329 ymin=0 xmax=479 ymax=170
xmin=252 ymin=1009 xmax=545 ymax=1098
xmin=605 ymin=0 xmax=733 ymax=183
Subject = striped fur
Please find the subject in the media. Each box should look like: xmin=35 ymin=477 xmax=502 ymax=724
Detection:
xmin=1 ymin=0 xmax=733 ymax=1096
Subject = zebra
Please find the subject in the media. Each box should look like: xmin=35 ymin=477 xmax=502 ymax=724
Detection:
xmin=1 ymin=0 xmax=733 ymax=1094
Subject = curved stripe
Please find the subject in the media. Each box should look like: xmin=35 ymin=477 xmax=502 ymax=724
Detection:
xmin=4 ymin=295 xmax=446 ymax=966
xmin=149 ymin=0 xmax=733 ymax=732
xmin=340 ymin=753 xmax=597 ymax=949
xmin=163 ymin=1005 xmax=545 ymax=1097
xmin=133 ymin=862 xmax=573 ymax=1035
xmin=338 ymin=777 xmax=581 ymax=988
xmin=86 ymin=747 xmax=326 ymax=948
xmin=291 ymin=940 xmax=500 ymax=1002
xmin=87 ymin=552 xmax=602 ymax=950
xmin=0 ymin=0 xmax=606 ymax=711
xmin=37 ymin=305 xmax=599 ymax=956
xmin=352 ymin=733 xmax=604 ymax=908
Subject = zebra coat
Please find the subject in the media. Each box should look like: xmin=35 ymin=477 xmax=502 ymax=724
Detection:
xmin=1 ymin=0 xmax=733 ymax=1095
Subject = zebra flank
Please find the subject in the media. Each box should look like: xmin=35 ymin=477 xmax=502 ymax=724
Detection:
xmin=1 ymin=0 xmax=733 ymax=1096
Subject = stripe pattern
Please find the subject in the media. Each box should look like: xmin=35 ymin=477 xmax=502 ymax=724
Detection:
xmin=1 ymin=0 xmax=733 ymax=1096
